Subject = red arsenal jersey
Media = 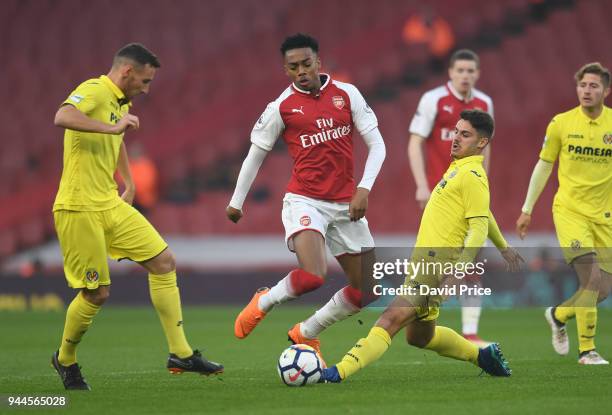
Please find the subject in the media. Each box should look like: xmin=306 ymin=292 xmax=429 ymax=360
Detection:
xmin=409 ymin=82 xmax=493 ymax=189
xmin=251 ymin=74 xmax=378 ymax=202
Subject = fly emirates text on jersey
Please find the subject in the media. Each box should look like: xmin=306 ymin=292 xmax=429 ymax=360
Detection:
xmin=300 ymin=118 xmax=351 ymax=148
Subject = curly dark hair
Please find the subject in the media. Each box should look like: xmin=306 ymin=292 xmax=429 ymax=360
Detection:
xmin=280 ymin=33 xmax=319 ymax=56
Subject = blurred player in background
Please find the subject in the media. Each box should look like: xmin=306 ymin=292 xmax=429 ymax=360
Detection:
xmin=227 ymin=34 xmax=385 ymax=360
xmin=321 ymin=110 xmax=522 ymax=383
xmin=517 ymin=62 xmax=612 ymax=365
xmin=408 ymin=49 xmax=494 ymax=346
xmin=51 ymin=43 xmax=223 ymax=390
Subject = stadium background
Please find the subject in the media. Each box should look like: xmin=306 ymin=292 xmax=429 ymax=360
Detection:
xmin=0 ymin=0 xmax=610 ymax=309
xmin=1 ymin=2 xmax=612 ymax=414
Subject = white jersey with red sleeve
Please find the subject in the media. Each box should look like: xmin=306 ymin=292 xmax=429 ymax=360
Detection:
xmin=250 ymin=74 xmax=378 ymax=202
xmin=409 ymin=82 xmax=493 ymax=189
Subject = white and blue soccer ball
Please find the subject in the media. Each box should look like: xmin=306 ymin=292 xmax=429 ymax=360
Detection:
xmin=277 ymin=344 xmax=323 ymax=386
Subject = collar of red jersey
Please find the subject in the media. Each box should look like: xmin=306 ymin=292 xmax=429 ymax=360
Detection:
xmin=446 ymin=81 xmax=473 ymax=103
xmin=452 ymin=154 xmax=484 ymax=167
xmin=291 ymin=73 xmax=331 ymax=95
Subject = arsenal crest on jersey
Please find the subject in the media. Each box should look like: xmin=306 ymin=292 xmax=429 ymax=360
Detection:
xmin=332 ymin=95 xmax=345 ymax=110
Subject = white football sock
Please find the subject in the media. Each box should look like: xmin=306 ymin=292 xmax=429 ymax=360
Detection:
xmin=258 ymin=273 xmax=296 ymax=312
xmin=461 ymin=306 xmax=482 ymax=335
xmin=460 ymin=280 xmax=483 ymax=335
xmin=300 ymin=288 xmax=360 ymax=339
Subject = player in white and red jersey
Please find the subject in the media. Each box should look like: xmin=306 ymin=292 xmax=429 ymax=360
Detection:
xmin=408 ymin=49 xmax=493 ymax=346
xmin=226 ymin=34 xmax=386 ymax=360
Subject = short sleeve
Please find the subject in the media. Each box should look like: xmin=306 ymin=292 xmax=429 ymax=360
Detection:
xmin=409 ymin=92 xmax=438 ymax=138
xmin=462 ymin=170 xmax=490 ymax=219
xmin=336 ymin=82 xmax=378 ymax=135
xmin=539 ymin=117 xmax=561 ymax=163
xmin=63 ymin=82 xmax=103 ymax=115
xmin=250 ymin=101 xmax=284 ymax=151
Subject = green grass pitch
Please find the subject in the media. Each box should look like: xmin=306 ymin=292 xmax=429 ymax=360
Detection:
xmin=1 ymin=307 xmax=611 ymax=414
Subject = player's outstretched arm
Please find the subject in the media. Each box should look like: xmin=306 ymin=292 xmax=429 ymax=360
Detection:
xmin=488 ymin=210 xmax=507 ymax=249
xmin=117 ymin=142 xmax=136 ymax=205
xmin=226 ymin=144 xmax=269 ymax=223
xmin=407 ymin=134 xmax=430 ymax=209
xmin=499 ymin=246 xmax=524 ymax=272
xmin=54 ymin=104 xmax=138 ymax=135
xmin=488 ymin=210 xmax=524 ymax=272
xmin=516 ymin=159 xmax=554 ymax=239
xmin=461 ymin=216 xmax=489 ymax=263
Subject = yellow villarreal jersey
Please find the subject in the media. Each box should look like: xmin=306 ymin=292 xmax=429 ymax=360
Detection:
xmin=539 ymin=106 xmax=612 ymax=224
xmin=53 ymin=75 xmax=131 ymax=211
xmin=415 ymin=155 xmax=490 ymax=249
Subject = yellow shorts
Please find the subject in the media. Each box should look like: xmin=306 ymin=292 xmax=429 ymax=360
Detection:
xmin=53 ymin=202 xmax=168 ymax=290
xmin=401 ymin=275 xmax=442 ymax=322
xmin=553 ymin=205 xmax=612 ymax=274
xmin=399 ymin=250 xmax=457 ymax=322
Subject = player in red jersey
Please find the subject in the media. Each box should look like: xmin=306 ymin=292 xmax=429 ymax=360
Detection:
xmin=408 ymin=49 xmax=493 ymax=346
xmin=226 ymin=34 xmax=386 ymax=359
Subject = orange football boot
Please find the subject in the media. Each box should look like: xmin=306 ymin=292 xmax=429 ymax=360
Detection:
xmin=287 ymin=323 xmax=326 ymax=367
xmin=234 ymin=287 xmax=269 ymax=338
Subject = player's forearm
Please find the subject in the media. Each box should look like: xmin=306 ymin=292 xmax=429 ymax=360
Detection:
xmin=408 ymin=134 xmax=429 ymax=189
xmin=54 ymin=105 xmax=115 ymax=134
xmin=460 ymin=216 xmax=489 ymax=262
xmin=487 ymin=210 xmax=508 ymax=250
xmin=357 ymin=128 xmax=386 ymax=190
xmin=229 ymin=144 xmax=268 ymax=210
xmin=116 ymin=142 xmax=134 ymax=190
xmin=521 ymin=159 xmax=553 ymax=214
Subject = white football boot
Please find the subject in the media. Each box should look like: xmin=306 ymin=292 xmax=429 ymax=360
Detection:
xmin=578 ymin=350 xmax=609 ymax=365
xmin=544 ymin=307 xmax=569 ymax=355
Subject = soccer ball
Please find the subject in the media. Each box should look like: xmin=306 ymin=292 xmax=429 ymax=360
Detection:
xmin=277 ymin=344 xmax=323 ymax=386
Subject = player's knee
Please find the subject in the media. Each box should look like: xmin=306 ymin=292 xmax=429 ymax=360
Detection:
xmin=161 ymin=251 xmax=177 ymax=273
xmin=376 ymin=308 xmax=408 ymax=334
xmin=405 ymin=332 xmax=430 ymax=349
xmin=145 ymin=249 xmax=176 ymax=274
xmin=83 ymin=286 xmax=110 ymax=305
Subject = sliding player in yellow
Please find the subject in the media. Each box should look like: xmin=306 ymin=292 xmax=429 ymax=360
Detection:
xmin=51 ymin=43 xmax=223 ymax=390
xmin=321 ymin=110 xmax=522 ymax=382
xmin=517 ymin=62 xmax=612 ymax=365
